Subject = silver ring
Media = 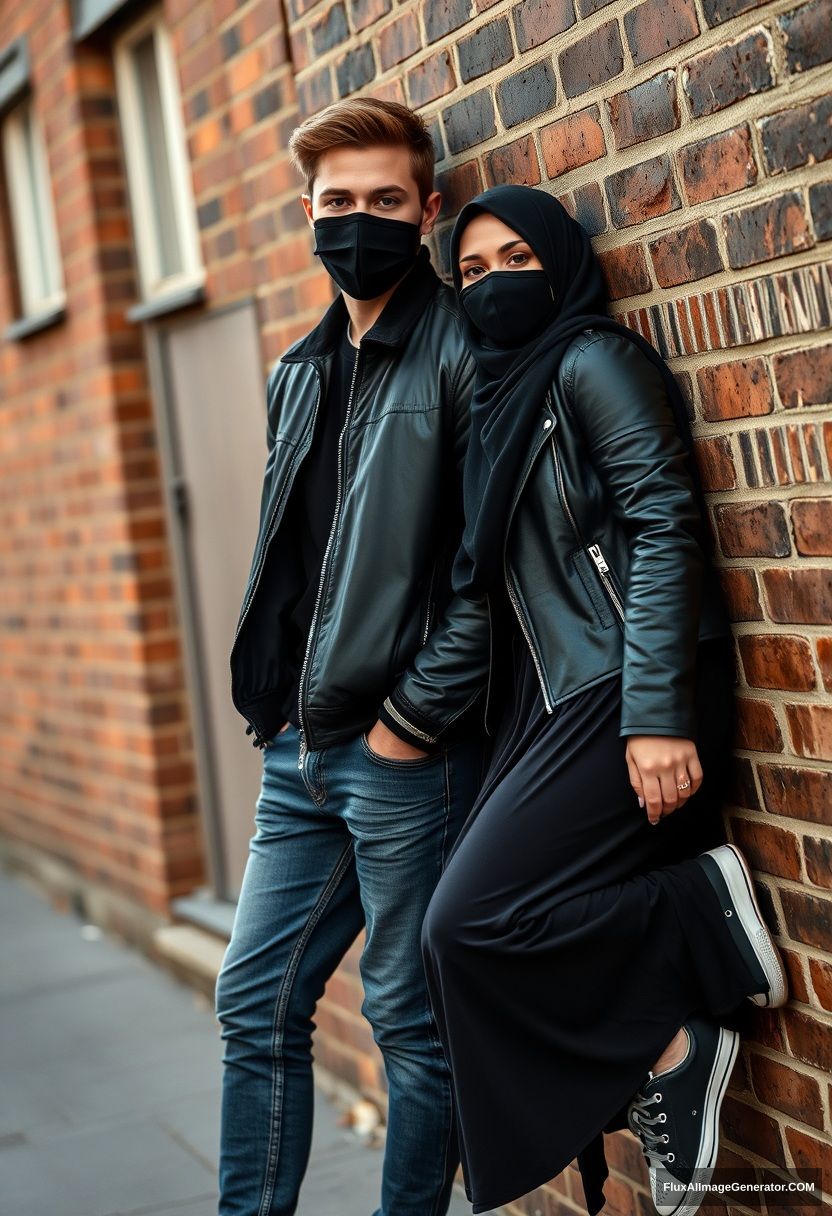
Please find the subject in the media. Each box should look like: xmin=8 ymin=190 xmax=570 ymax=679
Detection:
xmin=677 ymin=779 xmax=691 ymax=790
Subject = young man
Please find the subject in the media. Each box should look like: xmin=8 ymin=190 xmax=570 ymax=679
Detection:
xmin=218 ymin=98 xmax=490 ymax=1216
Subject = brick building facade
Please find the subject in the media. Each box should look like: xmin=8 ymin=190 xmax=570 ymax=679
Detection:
xmin=0 ymin=0 xmax=830 ymax=1210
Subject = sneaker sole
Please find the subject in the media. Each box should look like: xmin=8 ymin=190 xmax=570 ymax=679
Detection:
xmin=704 ymin=844 xmax=788 ymax=1008
xmin=656 ymin=1025 xmax=741 ymax=1216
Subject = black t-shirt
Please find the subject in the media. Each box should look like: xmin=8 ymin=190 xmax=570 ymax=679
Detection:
xmin=280 ymin=321 xmax=359 ymax=726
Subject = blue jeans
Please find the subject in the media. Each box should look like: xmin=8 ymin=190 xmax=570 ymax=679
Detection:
xmin=215 ymin=722 xmax=485 ymax=1216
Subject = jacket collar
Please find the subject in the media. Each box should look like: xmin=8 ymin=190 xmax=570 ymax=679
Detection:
xmin=280 ymin=244 xmax=441 ymax=363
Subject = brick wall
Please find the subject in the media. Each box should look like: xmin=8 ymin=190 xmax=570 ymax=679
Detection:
xmin=1 ymin=0 xmax=830 ymax=1209
xmin=282 ymin=0 xmax=832 ymax=1210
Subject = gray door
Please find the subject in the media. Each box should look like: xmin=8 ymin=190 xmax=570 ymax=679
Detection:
xmin=149 ymin=301 xmax=272 ymax=902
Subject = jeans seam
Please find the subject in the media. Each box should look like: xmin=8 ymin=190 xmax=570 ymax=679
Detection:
xmin=257 ymin=841 xmax=354 ymax=1216
xmin=427 ymin=747 xmax=455 ymax=1216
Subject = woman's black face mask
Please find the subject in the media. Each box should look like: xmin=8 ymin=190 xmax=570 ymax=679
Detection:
xmin=312 ymin=211 xmax=423 ymax=300
xmin=461 ymin=268 xmax=558 ymax=346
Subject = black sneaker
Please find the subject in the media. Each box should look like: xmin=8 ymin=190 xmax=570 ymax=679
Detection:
xmin=695 ymin=843 xmax=788 ymax=1008
xmin=627 ymin=1016 xmax=740 ymax=1216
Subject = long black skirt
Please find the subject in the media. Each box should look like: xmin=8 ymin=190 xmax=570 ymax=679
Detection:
xmin=421 ymin=604 xmax=759 ymax=1215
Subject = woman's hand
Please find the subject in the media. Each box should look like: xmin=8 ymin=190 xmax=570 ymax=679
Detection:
xmin=625 ymin=736 xmax=703 ymax=826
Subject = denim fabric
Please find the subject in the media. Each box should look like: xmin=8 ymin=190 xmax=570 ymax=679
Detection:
xmin=215 ymin=723 xmax=484 ymax=1216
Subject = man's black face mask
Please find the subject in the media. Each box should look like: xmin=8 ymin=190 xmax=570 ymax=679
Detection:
xmin=461 ymin=268 xmax=558 ymax=346
xmin=312 ymin=211 xmax=423 ymax=300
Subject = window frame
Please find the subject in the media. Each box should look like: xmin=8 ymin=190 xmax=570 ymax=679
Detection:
xmin=1 ymin=93 xmax=65 ymax=325
xmin=113 ymin=8 xmax=204 ymax=306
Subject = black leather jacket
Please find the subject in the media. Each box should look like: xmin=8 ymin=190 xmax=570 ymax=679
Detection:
xmin=490 ymin=327 xmax=733 ymax=742
xmin=229 ymin=247 xmax=490 ymax=757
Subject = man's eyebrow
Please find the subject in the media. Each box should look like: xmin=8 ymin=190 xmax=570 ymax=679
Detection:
xmin=317 ymin=185 xmax=409 ymax=198
xmin=459 ymin=238 xmax=527 ymax=264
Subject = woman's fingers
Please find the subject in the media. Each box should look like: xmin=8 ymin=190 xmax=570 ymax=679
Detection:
xmin=642 ymin=774 xmax=665 ymax=825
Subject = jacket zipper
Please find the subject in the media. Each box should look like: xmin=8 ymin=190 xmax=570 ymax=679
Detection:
xmin=231 ymin=377 xmax=323 ymax=748
xmin=296 ymin=341 xmax=363 ymax=769
xmin=421 ymin=559 xmax=436 ymax=645
xmin=503 ymin=415 xmax=555 ymax=713
xmin=587 ymin=542 xmax=625 ymax=623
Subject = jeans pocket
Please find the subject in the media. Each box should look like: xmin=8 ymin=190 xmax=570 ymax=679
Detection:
xmin=359 ymin=731 xmax=444 ymax=769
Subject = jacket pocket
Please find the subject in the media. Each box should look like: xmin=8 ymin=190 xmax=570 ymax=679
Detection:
xmin=571 ymin=546 xmax=616 ymax=630
xmin=586 ymin=541 xmax=626 ymax=628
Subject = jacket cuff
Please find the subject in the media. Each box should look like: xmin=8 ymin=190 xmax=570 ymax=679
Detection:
xmin=378 ymin=692 xmax=441 ymax=749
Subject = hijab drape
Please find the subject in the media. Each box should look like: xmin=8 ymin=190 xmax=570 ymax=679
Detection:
xmin=449 ymin=184 xmax=713 ymax=596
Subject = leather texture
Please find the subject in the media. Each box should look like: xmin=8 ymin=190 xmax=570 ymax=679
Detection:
xmin=496 ymin=327 xmax=733 ymax=740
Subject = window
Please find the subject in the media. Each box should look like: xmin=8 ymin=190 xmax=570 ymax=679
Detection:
xmin=114 ymin=10 xmax=204 ymax=310
xmin=0 ymin=37 xmax=65 ymax=336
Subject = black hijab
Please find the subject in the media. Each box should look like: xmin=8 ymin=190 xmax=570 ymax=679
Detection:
xmin=449 ymin=183 xmax=713 ymax=596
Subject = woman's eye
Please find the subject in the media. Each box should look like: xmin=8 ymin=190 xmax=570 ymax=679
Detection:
xmin=508 ymin=252 xmax=529 ymax=266
xmin=462 ymin=266 xmax=484 ymax=281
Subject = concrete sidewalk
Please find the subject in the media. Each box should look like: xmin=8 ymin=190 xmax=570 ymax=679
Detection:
xmin=0 ymin=865 xmax=477 ymax=1216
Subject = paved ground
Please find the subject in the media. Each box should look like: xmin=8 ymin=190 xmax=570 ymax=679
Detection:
xmin=0 ymin=865 xmax=478 ymax=1216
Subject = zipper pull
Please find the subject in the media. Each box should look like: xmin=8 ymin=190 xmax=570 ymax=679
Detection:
xmin=587 ymin=543 xmax=609 ymax=574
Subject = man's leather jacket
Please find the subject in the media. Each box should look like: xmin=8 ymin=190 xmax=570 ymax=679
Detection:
xmin=491 ymin=327 xmax=734 ymax=743
xmin=229 ymin=246 xmax=490 ymax=756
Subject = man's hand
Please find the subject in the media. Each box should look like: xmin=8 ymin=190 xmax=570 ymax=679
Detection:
xmin=278 ymin=721 xmax=290 ymax=734
xmin=625 ymin=736 xmax=703 ymax=826
xmin=365 ymin=719 xmax=430 ymax=760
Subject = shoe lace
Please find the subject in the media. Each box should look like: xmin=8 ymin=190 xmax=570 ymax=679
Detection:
xmin=628 ymin=1086 xmax=674 ymax=1168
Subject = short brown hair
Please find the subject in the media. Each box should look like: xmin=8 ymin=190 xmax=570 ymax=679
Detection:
xmin=288 ymin=97 xmax=436 ymax=204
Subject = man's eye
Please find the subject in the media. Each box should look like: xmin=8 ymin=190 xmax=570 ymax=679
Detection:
xmin=328 ymin=199 xmax=349 ymax=209
xmin=378 ymin=197 xmax=400 ymax=207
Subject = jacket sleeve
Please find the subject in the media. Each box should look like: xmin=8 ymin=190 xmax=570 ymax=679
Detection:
xmin=566 ymin=331 xmax=707 ymax=740
xmin=377 ymin=345 xmax=491 ymax=748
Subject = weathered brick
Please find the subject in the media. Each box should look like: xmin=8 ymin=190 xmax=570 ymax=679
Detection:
xmin=763 ymin=568 xmax=832 ymax=627
xmin=335 ymin=42 xmax=376 ymax=97
xmin=513 ymin=0 xmax=575 ymax=52
xmin=436 ymin=160 xmax=482 ymax=214
xmin=759 ymin=762 xmax=832 ymax=822
xmin=577 ymin=0 xmax=614 ymax=11
xmin=779 ymin=0 xmax=832 ymax=74
xmin=749 ymin=1054 xmax=824 ymax=1128
xmin=496 ymin=60 xmax=557 ymax=129
xmin=378 ymin=12 xmax=421 ymax=70
xmin=457 ymin=18 xmax=513 ymax=83
xmin=785 ymin=1126 xmax=832 ymax=1176
xmin=724 ymin=191 xmax=813 ymax=270
xmin=760 ymin=95 xmax=832 ymax=175
xmin=442 ymin=89 xmax=496 ymax=154
xmin=624 ymin=0 xmax=699 ymax=67
xmin=606 ymin=71 xmax=679 ymax=150
xmin=721 ymin=1096 xmax=787 ymax=1166
xmin=734 ymin=696 xmax=784 ymax=752
xmin=730 ymin=815 xmax=803 ymax=879
xmin=571 ymin=181 xmax=607 ymax=236
xmin=715 ymin=501 xmax=791 ymax=557
xmin=349 ymin=0 xmax=391 ymax=33
xmin=310 ymin=3 xmax=349 ymax=55
xmin=784 ymin=1007 xmax=832 ymax=1071
xmin=739 ymin=632 xmax=816 ymax=692
xmin=792 ymin=500 xmax=832 ymax=555
xmin=804 ymin=834 xmax=832 ymax=890
xmin=559 ymin=20 xmax=624 ymax=99
xmin=540 ymin=106 xmax=605 ymax=178
xmin=774 ymin=343 xmax=832 ymax=408
xmin=679 ymin=124 xmax=757 ymax=205
xmin=484 ymin=135 xmax=541 ymax=188
xmin=720 ymin=567 xmax=763 ymax=620
xmin=697 ymin=435 xmax=736 ymax=491
xmin=424 ymin=0 xmax=471 ymax=44
xmin=649 ymin=220 xmax=722 ymax=287
xmin=702 ymin=0 xmax=768 ymax=23
xmin=297 ymin=66 xmax=334 ymax=116
xmin=683 ymin=30 xmax=775 ymax=118
xmin=406 ymin=50 xmax=456 ymax=108
xmin=700 ymin=355 xmax=778 ymax=423
xmin=809 ymin=180 xmax=832 ymax=240
xmin=787 ymin=702 xmax=832 ymax=761
xmin=597 ymin=243 xmax=652 ymax=299
xmin=781 ymin=886 xmax=832 ymax=950
xmin=605 ymin=154 xmax=680 ymax=228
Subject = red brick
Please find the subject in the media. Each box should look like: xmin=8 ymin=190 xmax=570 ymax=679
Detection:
xmin=679 ymin=123 xmax=758 ymax=205
xmin=734 ymin=697 xmax=784 ymax=752
xmin=649 ymin=220 xmax=722 ymax=287
xmin=721 ymin=1095 xmax=787 ymax=1165
xmin=763 ymin=568 xmax=832 ymax=626
xmin=773 ymin=343 xmax=832 ymax=409
xmin=512 ymin=0 xmax=575 ymax=51
xmin=378 ymin=11 xmax=421 ymax=70
xmin=792 ymin=500 xmax=832 ymax=556
xmin=605 ymin=154 xmax=681 ymax=228
xmin=786 ymin=703 xmax=832 ymax=761
xmin=738 ymin=633 xmax=817 ymax=691
xmin=436 ymin=160 xmax=483 ymax=214
xmin=696 ymin=435 xmax=736 ymax=492
xmin=597 ymin=243 xmax=652 ymax=299
xmin=406 ymin=49 xmax=456 ymax=108
xmin=540 ymin=106 xmax=606 ymax=178
xmin=724 ymin=190 xmax=813 ymax=271
xmin=808 ymin=956 xmax=832 ymax=1008
xmin=697 ymin=359 xmax=774 ymax=422
xmin=779 ymin=0 xmax=832 ymax=75
xmin=729 ymin=815 xmax=802 ymax=881
xmin=483 ymin=135 xmax=541 ymax=187
xmin=784 ymin=1007 xmax=832 ymax=1070
xmin=559 ymin=20 xmax=624 ymax=99
xmin=817 ymin=638 xmax=832 ymax=691
xmin=624 ymin=0 xmax=699 ymax=66
xmin=749 ymin=1053 xmax=824 ymax=1127
xmin=683 ymin=29 xmax=775 ymax=118
xmin=715 ymin=502 xmax=791 ymax=558
xmin=720 ymin=568 xmax=763 ymax=621
xmin=606 ymin=71 xmax=679 ymax=150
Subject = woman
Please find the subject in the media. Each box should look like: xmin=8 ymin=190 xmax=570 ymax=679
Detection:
xmin=420 ymin=184 xmax=788 ymax=1216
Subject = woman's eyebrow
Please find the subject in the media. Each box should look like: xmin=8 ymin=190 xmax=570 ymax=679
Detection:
xmin=459 ymin=238 xmax=528 ymax=264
